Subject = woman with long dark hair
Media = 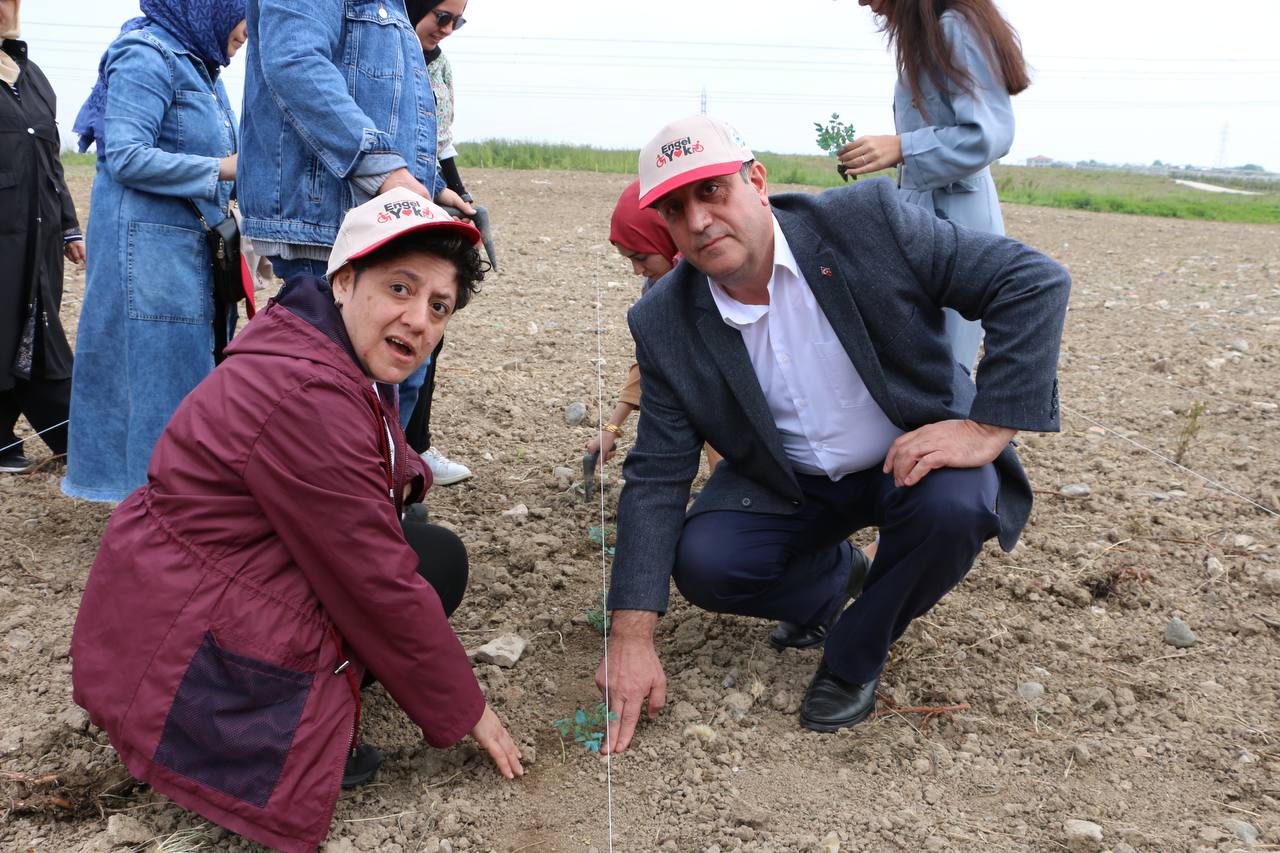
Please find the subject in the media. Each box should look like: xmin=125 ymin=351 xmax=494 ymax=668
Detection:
xmin=840 ymin=0 xmax=1030 ymax=373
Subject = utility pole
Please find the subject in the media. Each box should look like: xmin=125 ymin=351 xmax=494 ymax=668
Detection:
xmin=1215 ymin=122 xmax=1228 ymax=170
xmin=700 ymin=85 xmax=707 ymax=115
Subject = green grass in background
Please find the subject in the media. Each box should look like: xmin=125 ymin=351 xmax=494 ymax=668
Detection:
xmin=63 ymin=143 xmax=1280 ymax=224
xmin=991 ymin=166 xmax=1280 ymax=225
xmin=456 ymin=141 xmax=1280 ymax=224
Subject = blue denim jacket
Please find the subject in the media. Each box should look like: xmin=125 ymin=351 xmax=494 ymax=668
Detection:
xmin=65 ymin=22 xmax=237 ymax=502
xmin=98 ymin=24 xmax=237 ymax=219
xmin=238 ymin=0 xmax=444 ymax=248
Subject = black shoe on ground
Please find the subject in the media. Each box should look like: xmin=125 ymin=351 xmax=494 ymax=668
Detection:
xmin=768 ymin=543 xmax=871 ymax=652
xmin=0 ymin=449 xmax=36 ymax=474
xmin=799 ymin=663 xmax=879 ymax=732
xmin=341 ymin=743 xmax=383 ymax=788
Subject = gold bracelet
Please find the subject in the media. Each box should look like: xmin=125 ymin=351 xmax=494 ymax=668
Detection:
xmin=602 ymin=423 xmax=623 ymax=437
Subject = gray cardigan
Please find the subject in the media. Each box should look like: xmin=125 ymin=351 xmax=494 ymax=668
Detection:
xmin=607 ymin=178 xmax=1070 ymax=614
xmin=895 ymin=9 xmax=1014 ymax=234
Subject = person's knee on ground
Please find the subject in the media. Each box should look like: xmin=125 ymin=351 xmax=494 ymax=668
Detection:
xmin=401 ymin=517 xmax=469 ymax=616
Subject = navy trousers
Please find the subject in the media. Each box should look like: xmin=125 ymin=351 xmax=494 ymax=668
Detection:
xmin=673 ymin=464 xmax=999 ymax=685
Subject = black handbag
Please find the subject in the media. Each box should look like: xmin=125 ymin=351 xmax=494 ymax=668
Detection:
xmin=188 ymin=200 xmax=246 ymax=362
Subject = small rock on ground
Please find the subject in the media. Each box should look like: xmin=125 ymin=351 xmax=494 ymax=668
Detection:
xmin=1060 ymin=483 xmax=1092 ymax=498
xmin=1164 ymin=617 xmax=1197 ymax=648
xmin=564 ymin=402 xmax=588 ymax=426
xmin=1063 ymin=818 xmax=1103 ymax=852
xmin=472 ymin=634 xmax=527 ymax=668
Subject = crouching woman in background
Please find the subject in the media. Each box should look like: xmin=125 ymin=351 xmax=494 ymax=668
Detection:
xmin=70 ymin=189 xmax=521 ymax=853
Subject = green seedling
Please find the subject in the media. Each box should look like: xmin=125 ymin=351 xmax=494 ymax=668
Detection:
xmin=588 ymin=524 xmax=616 ymax=555
xmin=585 ymin=589 xmax=610 ymax=635
xmin=1172 ymin=401 xmax=1206 ymax=464
xmin=814 ymin=112 xmax=858 ymax=182
xmin=553 ymin=703 xmax=617 ymax=756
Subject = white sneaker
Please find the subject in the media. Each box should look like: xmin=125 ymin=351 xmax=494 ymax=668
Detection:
xmin=421 ymin=446 xmax=472 ymax=486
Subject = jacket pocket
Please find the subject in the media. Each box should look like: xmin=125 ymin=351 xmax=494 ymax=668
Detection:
xmin=345 ymin=0 xmax=406 ymax=79
xmin=126 ymin=221 xmax=210 ymax=324
xmin=153 ymin=632 xmax=313 ymax=808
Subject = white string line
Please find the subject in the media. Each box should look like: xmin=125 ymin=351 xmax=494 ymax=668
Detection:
xmin=1059 ymin=403 xmax=1279 ymax=519
xmin=0 ymin=419 xmax=69 ymax=455
xmin=591 ymin=282 xmax=615 ymax=852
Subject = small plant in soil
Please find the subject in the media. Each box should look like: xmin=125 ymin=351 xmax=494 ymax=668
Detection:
xmin=1172 ymin=401 xmax=1206 ymax=464
xmin=553 ymin=703 xmax=616 ymax=756
xmin=585 ymin=589 xmax=610 ymax=635
xmin=588 ymin=523 xmax=616 ymax=555
xmin=814 ymin=112 xmax=857 ymax=182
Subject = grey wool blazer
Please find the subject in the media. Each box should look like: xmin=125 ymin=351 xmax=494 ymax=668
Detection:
xmin=608 ymin=178 xmax=1071 ymax=614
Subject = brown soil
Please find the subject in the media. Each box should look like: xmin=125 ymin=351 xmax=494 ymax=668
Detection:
xmin=1 ymin=170 xmax=1278 ymax=853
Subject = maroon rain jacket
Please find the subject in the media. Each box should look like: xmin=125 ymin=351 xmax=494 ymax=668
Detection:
xmin=70 ymin=277 xmax=485 ymax=853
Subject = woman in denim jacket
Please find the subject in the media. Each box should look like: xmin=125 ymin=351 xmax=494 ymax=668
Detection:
xmin=63 ymin=0 xmax=246 ymax=503
xmin=840 ymin=0 xmax=1030 ymax=374
xmin=238 ymin=0 xmax=473 ymax=283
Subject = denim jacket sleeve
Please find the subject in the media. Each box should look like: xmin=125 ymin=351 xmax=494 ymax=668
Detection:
xmin=101 ymin=36 xmax=222 ymax=199
xmin=255 ymin=0 xmax=409 ymax=183
xmin=898 ymin=12 xmax=1015 ymax=193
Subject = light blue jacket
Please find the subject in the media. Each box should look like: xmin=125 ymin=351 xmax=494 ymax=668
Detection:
xmin=895 ymin=9 xmax=1014 ymax=235
xmin=65 ymin=23 xmax=237 ymax=502
xmin=238 ymin=0 xmax=444 ymax=248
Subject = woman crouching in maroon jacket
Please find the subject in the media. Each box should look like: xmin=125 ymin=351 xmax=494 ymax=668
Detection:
xmin=69 ymin=188 xmax=522 ymax=853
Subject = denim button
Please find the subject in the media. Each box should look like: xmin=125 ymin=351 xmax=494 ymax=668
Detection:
xmin=27 ymin=127 xmax=35 ymax=134
xmin=377 ymin=6 xmax=387 ymax=18
xmin=741 ymin=497 xmax=752 ymax=507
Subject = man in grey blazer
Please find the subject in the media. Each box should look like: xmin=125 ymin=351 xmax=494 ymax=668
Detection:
xmin=596 ymin=115 xmax=1069 ymax=753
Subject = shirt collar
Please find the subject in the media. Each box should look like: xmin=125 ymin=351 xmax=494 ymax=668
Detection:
xmin=708 ymin=214 xmax=798 ymax=328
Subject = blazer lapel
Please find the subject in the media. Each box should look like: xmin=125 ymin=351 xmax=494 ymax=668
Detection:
xmin=692 ymin=280 xmax=795 ymax=481
xmin=776 ymin=209 xmax=905 ymax=427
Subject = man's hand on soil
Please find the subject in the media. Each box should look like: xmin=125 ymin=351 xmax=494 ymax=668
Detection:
xmin=469 ymin=703 xmax=524 ymax=780
xmin=595 ymin=609 xmax=666 ymax=755
xmin=883 ymin=419 xmax=1017 ymax=487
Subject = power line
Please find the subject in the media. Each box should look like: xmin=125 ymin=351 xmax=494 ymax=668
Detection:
xmin=22 ymin=20 xmax=1280 ymax=64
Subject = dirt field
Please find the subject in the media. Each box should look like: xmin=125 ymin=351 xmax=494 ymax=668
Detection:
xmin=2 ymin=169 xmax=1278 ymax=853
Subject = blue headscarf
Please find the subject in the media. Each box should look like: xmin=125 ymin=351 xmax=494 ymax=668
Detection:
xmin=73 ymin=0 xmax=246 ymax=154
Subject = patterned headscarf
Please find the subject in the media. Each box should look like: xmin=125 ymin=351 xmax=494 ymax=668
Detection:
xmin=609 ymin=180 xmax=679 ymax=265
xmin=72 ymin=0 xmax=246 ymax=153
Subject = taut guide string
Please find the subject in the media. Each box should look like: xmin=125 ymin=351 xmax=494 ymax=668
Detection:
xmin=591 ymin=277 xmax=617 ymax=851
xmin=1060 ymin=403 xmax=1278 ymax=519
xmin=0 ymin=419 xmax=69 ymax=455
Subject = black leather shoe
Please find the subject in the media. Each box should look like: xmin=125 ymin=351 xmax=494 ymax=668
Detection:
xmin=341 ymin=743 xmax=382 ymax=788
xmin=799 ymin=663 xmax=878 ymax=732
xmin=768 ymin=544 xmax=871 ymax=651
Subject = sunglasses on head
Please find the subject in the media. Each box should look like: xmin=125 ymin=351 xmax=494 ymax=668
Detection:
xmin=431 ymin=9 xmax=466 ymax=31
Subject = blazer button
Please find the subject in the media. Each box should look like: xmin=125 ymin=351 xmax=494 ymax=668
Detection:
xmin=741 ymin=497 xmax=752 ymax=507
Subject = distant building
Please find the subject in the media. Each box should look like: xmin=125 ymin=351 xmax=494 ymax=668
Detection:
xmin=1025 ymin=155 xmax=1054 ymax=168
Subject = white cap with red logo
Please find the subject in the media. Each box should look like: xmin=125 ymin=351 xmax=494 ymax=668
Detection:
xmin=637 ymin=115 xmax=755 ymax=209
xmin=326 ymin=187 xmax=482 ymax=277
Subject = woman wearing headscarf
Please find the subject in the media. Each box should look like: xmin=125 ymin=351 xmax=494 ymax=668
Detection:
xmin=839 ymin=0 xmax=1029 ymax=375
xmin=586 ymin=180 xmax=724 ymax=472
xmin=62 ymin=0 xmax=247 ymax=502
xmin=0 ymin=0 xmax=84 ymax=473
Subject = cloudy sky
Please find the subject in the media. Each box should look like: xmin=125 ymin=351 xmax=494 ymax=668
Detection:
xmin=26 ymin=0 xmax=1280 ymax=171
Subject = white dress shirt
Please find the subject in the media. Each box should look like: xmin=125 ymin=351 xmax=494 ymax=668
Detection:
xmin=708 ymin=216 xmax=903 ymax=479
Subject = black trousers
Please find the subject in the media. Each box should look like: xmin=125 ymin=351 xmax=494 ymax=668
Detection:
xmin=402 ymin=514 xmax=468 ymax=616
xmin=362 ymin=516 xmax=468 ymax=688
xmin=673 ymin=465 xmax=1000 ymax=684
xmin=404 ymin=338 xmax=443 ymax=455
xmin=0 ymin=375 xmax=70 ymax=455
